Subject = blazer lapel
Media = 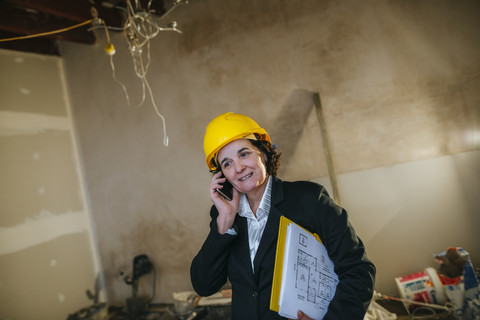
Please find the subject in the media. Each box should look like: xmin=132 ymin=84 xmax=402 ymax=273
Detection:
xmin=253 ymin=177 xmax=284 ymax=276
xmin=235 ymin=215 xmax=255 ymax=277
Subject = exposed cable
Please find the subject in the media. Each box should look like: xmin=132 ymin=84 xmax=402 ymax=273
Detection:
xmin=145 ymin=63 xmax=169 ymax=146
xmin=89 ymin=25 xmax=125 ymax=32
xmin=121 ymin=0 xmax=186 ymax=146
xmin=0 ymin=19 xmax=94 ymax=42
xmin=410 ymin=307 xmax=437 ymax=320
xmin=108 ymin=54 xmax=131 ymax=105
xmin=99 ymin=21 xmax=132 ymax=105
xmin=374 ymin=291 xmax=453 ymax=312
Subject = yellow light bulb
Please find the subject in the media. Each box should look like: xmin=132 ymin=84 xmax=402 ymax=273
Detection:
xmin=104 ymin=43 xmax=116 ymax=56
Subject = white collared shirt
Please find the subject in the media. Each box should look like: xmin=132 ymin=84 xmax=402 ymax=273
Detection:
xmin=238 ymin=176 xmax=273 ymax=272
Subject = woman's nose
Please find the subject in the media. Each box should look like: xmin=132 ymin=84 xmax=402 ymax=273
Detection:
xmin=234 ymin=161 xmax=245 ymax=173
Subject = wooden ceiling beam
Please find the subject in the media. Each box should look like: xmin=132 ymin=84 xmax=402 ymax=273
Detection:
xmin=4 ymin=0 xmax=93 ymax=22
xmin=0 ymin=0 xmax=169 ymax=55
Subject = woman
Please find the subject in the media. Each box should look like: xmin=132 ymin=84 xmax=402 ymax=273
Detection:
xmin=190 ymin=112 xmax=375 ymax=320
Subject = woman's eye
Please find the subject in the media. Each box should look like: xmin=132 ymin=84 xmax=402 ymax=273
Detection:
xmin=222 ymin=161 xmax=232 ymax=168
xmin=240 ymin=151 xmax=249 ymax=158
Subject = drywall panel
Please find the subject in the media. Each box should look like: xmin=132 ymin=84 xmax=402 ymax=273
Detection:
xmin=0 ymin=50 xmax=67 ymax=116
xmin=0 ymin=233 xmax=95 ymax=320
xmin=0 ymin=130 xmax=82 ymax=227
xmin=0 ymin=49 xmax=101 ymax=319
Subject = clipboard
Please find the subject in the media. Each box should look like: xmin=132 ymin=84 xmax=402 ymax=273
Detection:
xmin=270 ymin=216 xmax=338 ymax=319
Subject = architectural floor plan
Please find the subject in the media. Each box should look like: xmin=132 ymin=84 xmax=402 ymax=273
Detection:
xmin=296 ymin=249 xmax=337 ymax=305
xmin=276 ymin=217 xmax=339 ymax=320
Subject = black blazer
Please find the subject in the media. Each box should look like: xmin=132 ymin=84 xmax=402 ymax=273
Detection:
xmin=191 ymin=177 xmax=375 ymax=320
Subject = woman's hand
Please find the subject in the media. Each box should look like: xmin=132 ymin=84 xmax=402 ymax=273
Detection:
xmin=290 ymin=310 xmax=313 ymax=320
xmin=210 ymin=171 xmax=239 ymax=234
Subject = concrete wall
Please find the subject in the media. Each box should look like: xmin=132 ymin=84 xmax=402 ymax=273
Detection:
xmin=0 ymin=50 xmax=101 ymax=319
xmin=58 ymin=0 xmax=480 ymax=304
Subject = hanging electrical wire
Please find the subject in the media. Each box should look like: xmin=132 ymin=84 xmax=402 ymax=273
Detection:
xmin=102 ymin=25 xmax=132 ymax=106
xmin=0 ymin=19 xmax=94 ymax=42
xmin=88 ymin=8 xmax=132 ymax=107
xmin=122 ymin=0 xmax=186 ymax=147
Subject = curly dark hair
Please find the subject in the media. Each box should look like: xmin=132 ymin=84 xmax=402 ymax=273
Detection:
xmin=249 ymin=139 xmax=281 ymax=176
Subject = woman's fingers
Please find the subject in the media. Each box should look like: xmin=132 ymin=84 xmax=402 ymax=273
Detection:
xmin=297 ymin=311 xmax=313 ymax=320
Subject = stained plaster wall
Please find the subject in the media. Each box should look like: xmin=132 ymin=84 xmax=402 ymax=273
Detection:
xmin=59 ymin=0 xmax=480 ymax=304
xmin=0 ymin=50 xmax=100 ymax=319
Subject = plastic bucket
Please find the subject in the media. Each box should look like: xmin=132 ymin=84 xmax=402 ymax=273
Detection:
xmin=395 ymin=267 xmax=447 ymax=305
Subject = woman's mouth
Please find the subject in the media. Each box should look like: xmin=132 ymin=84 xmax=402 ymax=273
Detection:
xmin=239 ymin=173 xmax=253 ymax=181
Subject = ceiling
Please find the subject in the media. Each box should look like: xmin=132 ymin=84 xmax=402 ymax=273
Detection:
xmin=0 ymin=0 xmax=168 ymax=55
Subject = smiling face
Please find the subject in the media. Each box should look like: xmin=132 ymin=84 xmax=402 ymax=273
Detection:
xmin=217 ymin=139 xmax=269 ymax=198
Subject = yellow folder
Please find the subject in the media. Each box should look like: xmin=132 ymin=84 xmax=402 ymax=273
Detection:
xmin=270 ymin=216 xmax=322 ymax=312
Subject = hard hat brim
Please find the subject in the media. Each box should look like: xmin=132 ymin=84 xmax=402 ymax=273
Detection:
xmin=205 ymin=130 xmax=270 ymax=171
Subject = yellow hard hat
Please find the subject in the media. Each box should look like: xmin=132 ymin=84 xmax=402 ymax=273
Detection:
xmin=204 ymin=112 xmax=270 ymax=171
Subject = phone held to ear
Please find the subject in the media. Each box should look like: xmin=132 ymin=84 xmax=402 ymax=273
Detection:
xmin=216 ymin=176 xmax=233 ymax=201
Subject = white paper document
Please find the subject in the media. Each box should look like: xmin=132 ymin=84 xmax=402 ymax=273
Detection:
xmin=278 ymin=221 xmax=339 ymax=320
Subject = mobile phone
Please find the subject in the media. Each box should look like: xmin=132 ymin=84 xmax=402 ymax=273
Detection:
xmin=216 ymin=176 xmax=233 ymax=201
